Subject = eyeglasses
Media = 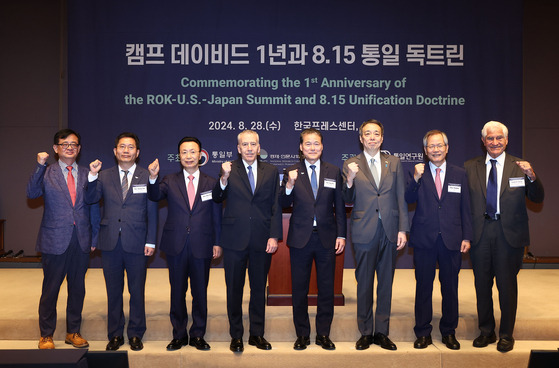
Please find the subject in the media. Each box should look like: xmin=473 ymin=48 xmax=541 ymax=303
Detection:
xmin=426 ymin=144 xmax=446 ymax=150
xmin=57 ymin=143 xmax=79 ymax=149
xmin=180 ymin=150 xmax=200 ymax=156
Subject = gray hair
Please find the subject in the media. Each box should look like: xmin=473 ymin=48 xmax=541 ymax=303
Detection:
xmin=481 ymin=121 xmax=508 ymax=139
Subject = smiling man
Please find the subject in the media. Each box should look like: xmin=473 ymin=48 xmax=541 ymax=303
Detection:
xmin=342 ymin=119 xmax=409 ymax=351
xmin=279 ymin=128 xmax=346 ymax=351
xmin=86 ymin=132 xmax=157 ymax=352
xmin=465 ymin=121 xmax=544 ymax=352
xmin=212 ymin=130 xmax=282 ymax=353
xmin=405 ymin=130 xmax=472 ymax=350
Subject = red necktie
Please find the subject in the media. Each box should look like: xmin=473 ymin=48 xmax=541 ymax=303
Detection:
xmin=67 ymin=165 xmax=76 ymax=206
xmin=187 ymin=175 xmax=195 ymax=209
xmin=435 ymin=168 xmax=442 ymax=199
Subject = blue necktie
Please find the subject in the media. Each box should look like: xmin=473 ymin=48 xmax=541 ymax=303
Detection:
xmin=310 ymin=164 xmax=318 ymax=198
xmin=486 ymin=159 xmax=498 ymax=218
xmin=248 ymin=165 xmax=255 ymax=194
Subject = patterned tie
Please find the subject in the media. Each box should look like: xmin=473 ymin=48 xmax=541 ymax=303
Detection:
xmin=435 ymin=168 xmax=442 ymax=199
xmin=370 ymin=158 xmax=380 ymax=187
xmin=67 ymin=166 xmax=76 ymax=206
xmin=187 ymin=174 xmax=195 ymax=209
xmin=121 ymin=170 xmax=129 ymax=200
xmin=310 ymin=164 xmax=318 ymax=198
xmin=486 ymin=159 xmax=498 ymax=218
xmin=248 ymin=165 xmax=255 ymax=194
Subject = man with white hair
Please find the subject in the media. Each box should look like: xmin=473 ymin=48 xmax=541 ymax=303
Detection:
xmin=464 ymin=121 xmax=544 ymax=352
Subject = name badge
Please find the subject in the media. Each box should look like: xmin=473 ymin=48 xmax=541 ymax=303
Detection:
xmin=509 ymin=177 xmax=525 ymax=188
xmin=132 ymin=184 xmax=147 ymax=194
xmin=201 ymin=190 xmax=213 ymax=201
xmin=324 ymin=178 xmax=336 ymax=189
xmin=448 ymin=183 xmax=461 ymax=193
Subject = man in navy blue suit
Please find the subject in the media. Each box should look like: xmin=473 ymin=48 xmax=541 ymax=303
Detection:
xmin=405 ymin=130 xmax=472 ymax=350
xmin=27 ymin=128 xmax=99 ymax=350
xmin=212 ymin=130 xmax=282 ymax=353
xmin=280 ymin=128 xmax=346 ymax=351
xmin=86 ymin=132 xmax=158 ymax=351
xmin=147 ymin=136 xmax=222 ymax=351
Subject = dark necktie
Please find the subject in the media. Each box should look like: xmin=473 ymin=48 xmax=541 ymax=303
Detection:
xmin=121 ymin=170 xmax=129 ymax=200
xmin=248 ymin=165 xmax=255 ymax=194
xmin=67 ymin=166 xmax=76 ymax=206
xmin=310 ymin=164 xmax=318 ymax=198
xmin=486 ymin=159 xmax=498 ymax=218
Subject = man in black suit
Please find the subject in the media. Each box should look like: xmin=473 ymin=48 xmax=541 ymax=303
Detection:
xmin=280 ymin=128 xmax=346 ymax=351
xmin=405 ymin=130 xmax=472 ymax=350
xmin=212 ymin=130 xmax=282 ymax=353
xmin=147 ymin=136 xmax=222 ymax=351
xmin=86 ymin=132 xmax=158 ymax=351
xmin=465 ymin=121 xmax=544 ymax=352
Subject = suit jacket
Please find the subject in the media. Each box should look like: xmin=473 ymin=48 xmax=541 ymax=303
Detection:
xmin=464 ymin=153 xmax=544 ymax=248
xmin=212 ymin=158 xmax=282 ymax=251
xmin=85 ymin=165 xmax=157 ymax=254
xmin=279 ymin=160 xmax=346 ymax=249
xmin=342 ymin=152 xmax=409 ymax=244
xmin=405 ymin=162 xmax=473 ymax=250
xmin=148 ymin=170 xmax=221 ymax=258
xmin=27 ymin=162 xmax=99 ymax=255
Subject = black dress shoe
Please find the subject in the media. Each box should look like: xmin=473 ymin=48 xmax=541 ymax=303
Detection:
xmin=473 ymin=332 xmax=497 ymax=348
xmin=442 ymin=334 xmax=460 ymax=350
xmin=293 ymin=336 xmax=310 ymax=350
xmin=166 ymin=337 xmax=189 ymax=351
xmin=129 ymin=336 xmax=143 ymax=351
xmin=413 ymin=335 xmax=432 ymax=349
xmin=355 ymin=335 xmax=373 ymax=350
xmin=373 ymin=333 xmax=397 ymax=350
xmin=248 ymin=335 xmax=272 ymax=350
xmin=189 ymin=337 xmax=210 ymax=350
xmin=230 ymin=338 xmax=244 ymax=352
xmin=106 ymin=336 xmax=124 ymax=351
xmin=497 ymin=337 xmax=515 ymax=352
xmin=315 ymin=335 xmax=335 ymax=350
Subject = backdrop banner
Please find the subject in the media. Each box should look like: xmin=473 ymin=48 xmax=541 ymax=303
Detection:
xmin=68 ymin=0 xmax=522 ymax=267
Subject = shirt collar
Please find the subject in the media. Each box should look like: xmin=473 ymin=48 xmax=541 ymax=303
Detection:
xmin=183 ymin=168 xmax=200 ymax=179
xmin=429 ymin=160 xmax=446 ymax=173
xmin=363 ymin=150 xmax=381 ymax=164
xmin=119 ymin=163 xmax=136 ymax=176
xmin=485 ymin=152 xmax=506 ymax=166
xmin=305 ymin=159 xmax=320 ymax=171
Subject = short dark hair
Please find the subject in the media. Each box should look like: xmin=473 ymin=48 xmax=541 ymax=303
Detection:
xmin=115 ymin=132 xmax=140 ymax=149
xmin=299 ymin=128 xmax=323 ymax=144
xmin=178 ymin=136 xmax=202 ymax=152
xmin=54 ymin=129 xmax=81 ymax=145
xmin=359 ymin=119 xmax=384 ymax=136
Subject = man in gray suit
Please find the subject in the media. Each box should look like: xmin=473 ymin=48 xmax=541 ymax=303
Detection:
xmin=343 ymin=119 xmax=409 ymax=351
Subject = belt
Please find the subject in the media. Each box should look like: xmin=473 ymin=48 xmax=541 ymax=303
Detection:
xmin=484 ymin=213 xmax=501 ymax=221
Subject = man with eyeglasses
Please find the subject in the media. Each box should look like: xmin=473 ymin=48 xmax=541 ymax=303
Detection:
xmin=342 ymin=119 xmax=408 ymax=351
xmin=405 ymin=130 xmax=472 ymax=350
xmin=27 ymin=129 xmax=99 ymax=350
xmin=465 ymin=121 xmax=544 ymax=352
xmin=148 ymin=136 xmax=222 ymax=351
xmin=85 ymin=132 xmax=157 ymax=351
xmin=279 ymin=128 xmax=346 ymax=351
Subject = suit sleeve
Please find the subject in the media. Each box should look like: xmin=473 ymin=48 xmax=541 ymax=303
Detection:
xmin=342 ymin=160 xmax=355 ymax=204
xmin=526 ymin=176 xmax=544 ymax=203
xmin=334 ymin=167 xmax=347 ymax=238
xmin=396 ymin=159 xmax=410 ymax=232
xmin=269 ymin=169 xmax=283 ymax=240
xmin=148 ymin=175 xmax=168 ymax=202
xmin=212 ymin=198 xmax=222 ymax=246
xmin=146 ymin=196 xmax=158 ymax=245
xmin=90 ymin=202 xmax=100 ymax=248
xmin=84 ymin=176 xmax=103 ymax=204
xmin=404 ymin=170 xmax=420 ymax=204
xmin=212 ymin=174 xmax=228 ymax=203
xmin=460 ymin=170 xmax=473 ymax=241
xmin=27 ymin=163 xmax=47 ymax=199
xmin=279 ymin=171 xmax=294 ymax=208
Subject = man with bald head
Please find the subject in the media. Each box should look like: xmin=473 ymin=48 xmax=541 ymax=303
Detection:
xmin=465 ymin=121 xmax=544 ymax=352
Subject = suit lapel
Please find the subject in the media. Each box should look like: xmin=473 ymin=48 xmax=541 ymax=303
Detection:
xmin=236 ymin=159 xmax=253 ymax=195
xmin=378 ymin=153 xmax=390 ymax=189
xmin=476 ymin=157 xmax=487 ymax=199
xmin=423 ymin=164 xmax=440 ymax=201
xmin=125 ymin=167 xmax=143 ymax=202
xmin=315 ymin=161 xmax=326 ymax=201
xmin=298 ymin=162 xmax=315 ymax=200
xmin=359 ymin=153 xmax=376 ymax=188
xmin=111 ymin=166 xmax=124 ymax=202
xmin=501 ymin=155 xmax=515 ymax=197
xmin=177 ymin=171 xmax=190 ymax=209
